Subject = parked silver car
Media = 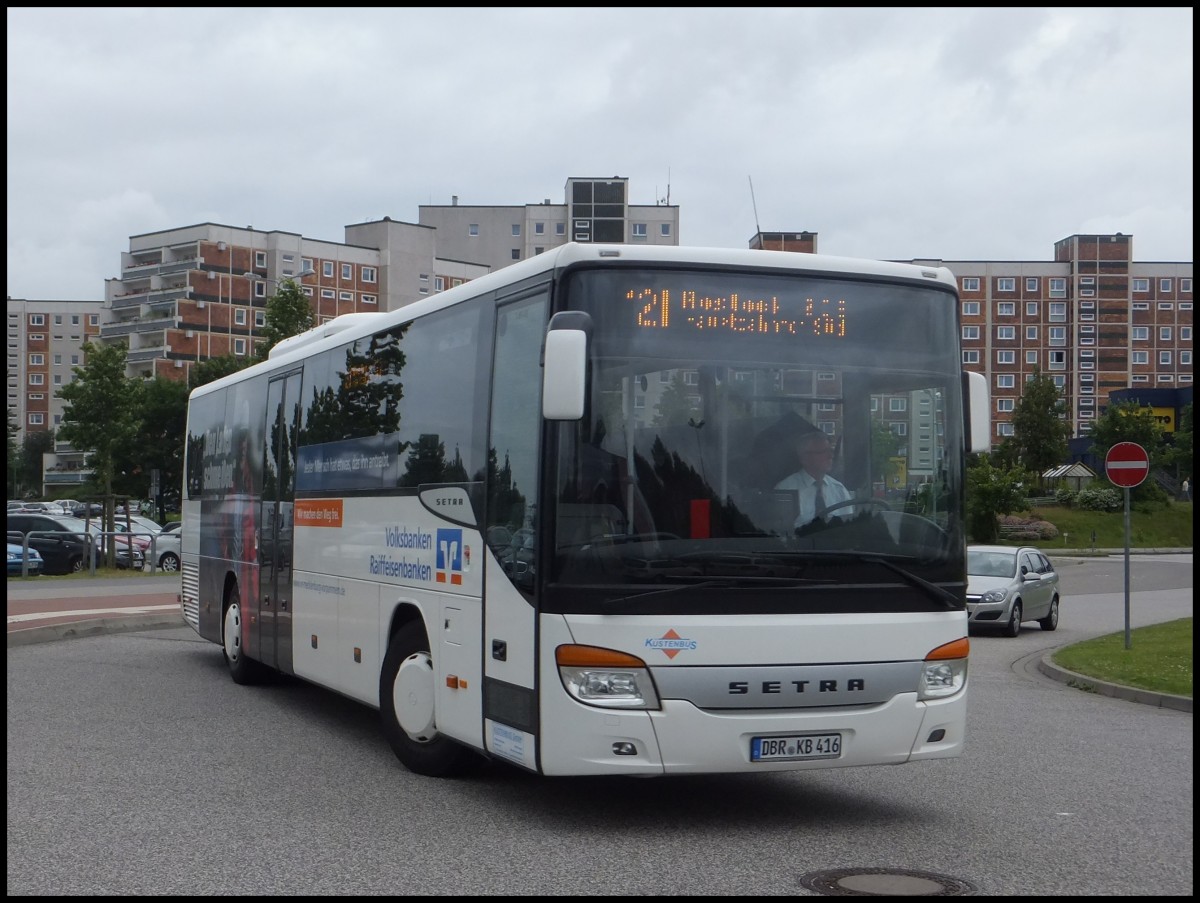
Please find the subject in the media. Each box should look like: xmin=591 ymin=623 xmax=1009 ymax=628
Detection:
xmin=966 ymin=544 xmax=1061 ymax=637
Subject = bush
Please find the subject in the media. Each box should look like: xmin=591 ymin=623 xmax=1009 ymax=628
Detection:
xmin=1054 ymin=487 xmax=1076 ymax=507
xmin=1076 ymin=486 xmax=1121 ymax=511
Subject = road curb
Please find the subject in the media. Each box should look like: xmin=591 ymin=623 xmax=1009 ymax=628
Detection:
xmin=6 ymin=613 xmax=186 ymax=648
xmin=1037 ymin=654 xmax=1193 ymax=713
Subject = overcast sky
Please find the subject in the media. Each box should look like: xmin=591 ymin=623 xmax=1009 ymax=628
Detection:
xmin=6 ymin=8 xmax=1194 ymax=301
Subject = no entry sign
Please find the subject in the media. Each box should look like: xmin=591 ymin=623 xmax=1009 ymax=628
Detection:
xmin=1105 ymin=442 xmax=1149 ymax=488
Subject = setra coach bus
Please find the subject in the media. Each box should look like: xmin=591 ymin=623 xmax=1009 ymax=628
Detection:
xmin=181 ymin=242 xmax=990 ymax=778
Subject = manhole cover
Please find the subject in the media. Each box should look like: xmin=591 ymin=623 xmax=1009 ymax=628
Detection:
xmin=799 ymin=868 xmax=977 ymax=896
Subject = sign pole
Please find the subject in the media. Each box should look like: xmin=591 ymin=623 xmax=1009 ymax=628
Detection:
xmin=1123 ymin=486 xmax=1131 ymax=650
xmin=1105 ymin=442 xmax=1148 ymax=651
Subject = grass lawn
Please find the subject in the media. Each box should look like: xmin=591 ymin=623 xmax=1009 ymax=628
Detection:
xmin=1051 ymin=618 xmax=1193 ymax=699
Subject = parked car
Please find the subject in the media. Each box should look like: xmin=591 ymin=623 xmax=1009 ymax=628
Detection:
xmin=8 ymin=513 xmax=145 ymax=573
xmin=7 ymin=541 xmax=44 ymax=576
xmin=7 ymin=513 xmax=95 ymax=575
xmin=159 ymin=520 xmax=182 ymax=535
xmin=141 ymin=530 xmax=181 ymax=572
xmin=966 ymin=544 xmax=1061 ymax=637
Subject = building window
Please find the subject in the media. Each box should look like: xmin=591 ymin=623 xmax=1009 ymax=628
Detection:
xmin=362 ymin=266 xmax=377 ymax=283
xmin=255 ymin=251 xmax=267 ymax=268
xmin=434 ymin=276 xmax=445 ymax=292
xmin=323 ymin=261 xmax=334 ymax=277
xmin=1132 ymin=351 xmax=1149 ymax=364
xmin=469 ymin=224 xmax=479 ymax=236
xmin=53 ymin=354 xmax=61 ymax=365
xmin=961 ymin=277 xmax=980 ymax=292
xmin=339 ymin=291 xmax=353 ymax=301
xmin=321 ymin=289 xmax=335 ymax=299
xmin=997 ymin=326 xmax=1015 ymax=340
xmin=632 ymin=223 xmax=647 ymax=238
xmin=1179 ymin=278 xmax=1191 ymax=293
xmin=1026 ymin=350 xmax=1038 ymax=364
xmin=302 ymin=257 xmax=313 ymax=274
xmin=1048 ymin=302 xmax=1066 ymax=322
xmin=511 ymin=249 xmax=521 ymax=260
xmin=29 ymin=314 xmax=44 ymax=326
xmin=1181 ymin=326 xmax=1191 ymax=340
xmin=1160 ymin=278 xmax=1173 ymax=292
xmin=997 ymin=398 xmax=1015 ymax=412
xmin=1025 ymin=302 xmax=1038 ymax=315
xmin=996 ymin=374 xmax=1015 ymax=388
xmin=1132 ymin=302 xmax=1150 ymax=311
xmin=30 ymin=334 xmax=44 ymax=341
xmin=29 ymin=373 xmax=43 ymax=385
xmin=53 ymin=374 xmax=62 ymax=385
xmin=535 ymin=247 xmax=545 ymax=255
xmin=362 ymin=294 xmax=376 ymax=305
xmin=1048 ymin=327 xmax=1066 ymax=346
xmin=890 ymin=423 xmax=907 ymax=437
xmin=962 ymin=301 xmax=980 ymax=316
xmin=303 ymin=287 xmax=313 ymax=297
xmin=1132 ymin=374 xmax=1149 ymax=383
xmin=962 ymin=350 xmax=979 ymax=364
xmin=1025 ymin=326 xmax=1038 ymax=340
xmin=1160 ymin=327 xmax=1173 ymax=341
xmin=997 ymin=423 xmax=1015 ymax=437
xmin=1158 ymin=302 xmax=1174 ymax=310
xmin=997 ymin=351 xmax=1015 ymax=364
xmin=255 ymin=282 xmax=266 ymax=299
xmin=889 ymin=398 xmax=907 ymax=412
xmin=234 ymin=338 xmax=247 ymax=356
xmin=997 ymin=278 xmax=1015 ymax=292
xmin=341 ymin=263 xmax=352 ymax=280
xmin=1132 ymin=327 xmax=1149 ymax=340
xmin=1159 ymin=351 xmax=1172 ymax=365
xmin=71 ymin=354 xmax=79 ymax=364
xmin=1181 ymin=351 xmax=1192 ymax=365
xmin=89 ymin=315 xmax=98 ymax=326
xmin=28 ymin=353 xmax=44 ymax=365
xmin=54 ymin=314 xmax=63 ymax=325
xmin=660 ymin=224 xmax=671 ymax=237
xmin=962 ymin=326 xmax=980 ymax=340
xmin=234 ymin=308 xmax=247 ymax=326
xmin=254 ymin=311 xmax=265 ymax=327
xmin=534 ymin=222 xmax=545 ymax=235
xmin=555 ymin=223 xmax=566 ymax=236
xmin=1025 ymin=277 xmax=1038 ymax=292
xmin=1157 ymin=374 xmax=1174 ymax=383
xmin=1131 ymin=277 xmax=1149 ymax=292
xmin=28 ymin=413 xmax=44 ymax=425
xmin=1049 ymin=278 xmax=1066 ymax=297
xmin=1049 ymin=350 xmax=1067 ymax=369
xmin=511 ymin=224 xmax=521 ymax=237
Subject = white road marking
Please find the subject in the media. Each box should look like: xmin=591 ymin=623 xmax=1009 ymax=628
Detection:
xmin=7 ymin=604 xmax=180 ymax=624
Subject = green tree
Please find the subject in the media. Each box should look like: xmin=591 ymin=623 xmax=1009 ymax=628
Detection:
xmin=57 ymin=342 xmax=140 ymax=512
xmin=1161 ymin=403 xmax=1192 ymax=483
xmin=1006 ymin=369 xmax=1071 ymax=482
xmin=124 ymin=376 xmax=189 ymax=521
xmin=1086 ymin=400 xmax=1168 ymax=502
xmin=188 ymin=354 xmax=249 ymax=390
xmin=15 ymin=429 xmax=55 ymax=499
xmin=965 ymin=455 xmax=1034 ymax=543
xmin=253 ymin=279 xmax=316 ymax=361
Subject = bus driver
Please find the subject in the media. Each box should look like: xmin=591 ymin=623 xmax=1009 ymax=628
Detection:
xmin=774 ymin=431 xmax=853 ymax=527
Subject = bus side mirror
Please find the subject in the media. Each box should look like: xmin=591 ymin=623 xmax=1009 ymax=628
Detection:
xmin=963 ymin=370 xmax=990 ymax=454
xmin=542 ymin=312 xmax=591 ymax=421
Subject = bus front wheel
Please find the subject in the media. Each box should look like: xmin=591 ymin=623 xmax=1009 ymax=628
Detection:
xmin=223 ymin=583 xmax=266 ymax=685
xmin=380 ymin=620 xmax=479 ymax=777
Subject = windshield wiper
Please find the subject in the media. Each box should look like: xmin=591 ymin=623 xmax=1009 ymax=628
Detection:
xmin=774 ymin=551 xmax=961 ymax=610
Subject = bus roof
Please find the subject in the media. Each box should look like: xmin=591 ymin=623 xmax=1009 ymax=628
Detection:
xmin=189 ymin=243 xmax=957 ymax=400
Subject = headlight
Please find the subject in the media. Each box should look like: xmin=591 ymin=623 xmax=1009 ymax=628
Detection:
xmin=980 ymin=589 xmax=1008 ymax=604
xmin=920 ymin=637 xmax=969 ymax=700
xmin=556 ymin=645 xmax=661 ymax=710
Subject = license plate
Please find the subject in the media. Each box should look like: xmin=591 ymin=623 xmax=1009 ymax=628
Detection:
xmin=751 ymin=733 xmax=842 ymax=762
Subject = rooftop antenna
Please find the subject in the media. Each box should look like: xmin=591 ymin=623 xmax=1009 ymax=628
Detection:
xmin=748 ymin=175 xmax=762 ymax=236
xmin=666 ymin=167 xmax=670 ymax=206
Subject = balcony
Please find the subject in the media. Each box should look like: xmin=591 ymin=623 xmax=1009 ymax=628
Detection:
xmin=99 ymin=317 xmax=178 ymax=338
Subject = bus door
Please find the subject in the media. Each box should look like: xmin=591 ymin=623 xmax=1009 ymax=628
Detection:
xmin=259 ymin=370 xmax=302 ymax=672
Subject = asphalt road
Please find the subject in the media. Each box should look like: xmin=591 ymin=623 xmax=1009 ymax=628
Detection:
xmin=6 ymin=555 xmax=1192 ymax=896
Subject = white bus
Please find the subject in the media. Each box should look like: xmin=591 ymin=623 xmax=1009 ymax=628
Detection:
xmin=181 ymin=242 xmax=990 ymax=778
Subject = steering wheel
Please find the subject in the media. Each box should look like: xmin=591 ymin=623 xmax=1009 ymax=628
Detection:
xmin=818 ymin=498 xmax=891 ymax=519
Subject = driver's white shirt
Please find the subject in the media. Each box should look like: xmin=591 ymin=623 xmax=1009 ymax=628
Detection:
xmin=773 ymin=471 xmax=853 ymax=526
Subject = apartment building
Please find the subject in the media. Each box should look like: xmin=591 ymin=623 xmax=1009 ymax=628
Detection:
xmin=98 ymin=177 xmax=678 ymax=382
xmin=927 ymin=232 xmax=1192 ymax=441
xmin=6 ymin=297 xmax=103 ymax=436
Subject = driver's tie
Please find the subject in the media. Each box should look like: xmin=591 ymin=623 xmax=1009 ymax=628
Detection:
xmin=814 ymin=479 xmax=826 ymax=518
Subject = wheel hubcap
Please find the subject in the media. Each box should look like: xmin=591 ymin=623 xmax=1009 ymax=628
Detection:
xmin=394 ymin=652 xmax=436 ymax=743
xmin=224 ymin=604 xmax=242 ymax=662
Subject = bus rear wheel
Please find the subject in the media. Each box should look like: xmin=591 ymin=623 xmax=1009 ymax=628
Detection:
xmin=380 ymin=620 xmax=480 ymax=777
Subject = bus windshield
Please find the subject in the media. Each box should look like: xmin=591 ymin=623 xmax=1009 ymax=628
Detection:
xmin=547 ymin=265 xmax=966 ymax=614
